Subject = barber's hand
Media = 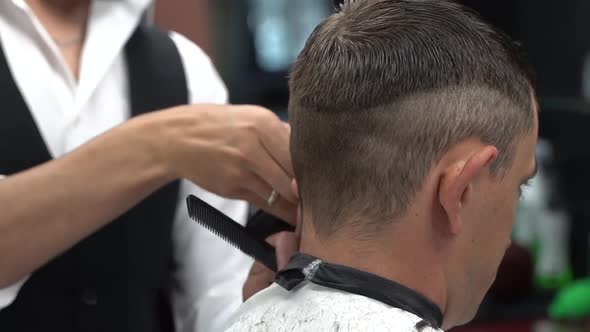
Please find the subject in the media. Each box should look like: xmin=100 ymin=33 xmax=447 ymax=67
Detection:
xmin=138 ymin=104 xmax=297 ymax=223
xmin=243 ymin=231 xmax=299 ymax=301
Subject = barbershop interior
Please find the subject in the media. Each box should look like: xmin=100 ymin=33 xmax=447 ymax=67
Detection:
xmin=1 ymin=0 xmax=589 ymax=331
xmin=159 ymin=0 xmax=590 ymax=331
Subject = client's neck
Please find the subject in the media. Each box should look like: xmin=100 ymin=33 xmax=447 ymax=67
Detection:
xmin=300 ymin=221 xmax=448 ymax=317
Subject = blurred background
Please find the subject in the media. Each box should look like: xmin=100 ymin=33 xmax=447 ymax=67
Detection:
xmin=154 ymin=0 xmax=590 ymax=331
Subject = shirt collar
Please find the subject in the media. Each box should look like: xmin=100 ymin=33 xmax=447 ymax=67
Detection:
xmin=1 ymin=0 xmax=154 ymax=110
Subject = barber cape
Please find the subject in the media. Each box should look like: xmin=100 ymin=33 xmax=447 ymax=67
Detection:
xmin=224 ymin=254 xmax=445 ymax=332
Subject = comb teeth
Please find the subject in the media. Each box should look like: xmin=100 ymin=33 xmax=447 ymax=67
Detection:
xmin=186 ymin=195 xmax=278 ymax=272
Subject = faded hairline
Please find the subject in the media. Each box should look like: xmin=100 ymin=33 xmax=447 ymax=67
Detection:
xmin=290 ymin=85 xmax=534 ymax=237
xmin=288 ymin=0 xmax=535 ymax=238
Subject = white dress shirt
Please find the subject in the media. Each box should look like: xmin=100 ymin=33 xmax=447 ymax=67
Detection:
xmin=0 ymin=1 xmax=253 ymax=331
xmin=224 ymin=282 xmax=444 ymax=332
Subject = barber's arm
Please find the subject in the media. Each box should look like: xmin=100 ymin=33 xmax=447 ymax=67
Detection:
xmin=167 ymin=33 xmax=287 ymax=331
xmin=167 ymin=32 xmax=298 ymax=331
xmin=0 ymin=177 xmax=29 ymax=310
xmin=0 ymin=102 xmax=296 ymax=292
xmin=0 ymin=125 xmax=174 ymax=288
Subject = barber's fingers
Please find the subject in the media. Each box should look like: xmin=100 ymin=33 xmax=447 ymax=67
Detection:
xmin=242 ymin=231 xmax=299 ymax=301
xmin=255 ymin=115 xmax=294 ymax=178
xmin=233 ymin=106 xmax=295 ymax=203
xmin=242 ymin=172 xmax=297 ymax=225
xmin=267 ymin=231 xmax=299 ymax=270
xmin=248 ymin=195 xmax=297 ymax=226
xmin=243 ymin=262 xmax=275 ymax=301
xmin=246 ymin=147 xmax=297 ymax=204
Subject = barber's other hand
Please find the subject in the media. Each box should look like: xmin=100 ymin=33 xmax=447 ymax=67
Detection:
xmin=135 ymin=104 xmax=297 ymax=223
xmin=243 ymin=231 xmax=298 ymax=301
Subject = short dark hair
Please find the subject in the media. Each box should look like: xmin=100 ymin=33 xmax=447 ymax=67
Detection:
xmin=289 ymin=0 xmax=535 ymax=237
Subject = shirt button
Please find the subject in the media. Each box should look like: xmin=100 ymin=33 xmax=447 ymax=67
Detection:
xmin=81 ymin=288 xmax=98 ymax=306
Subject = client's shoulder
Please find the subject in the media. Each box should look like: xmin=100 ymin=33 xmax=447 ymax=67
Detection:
xmin=223 ymin=282 xmax=443 ymax=331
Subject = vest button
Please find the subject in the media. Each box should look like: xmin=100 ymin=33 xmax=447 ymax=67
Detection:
xmin=81 ymin=288 xmax=98 ymax=306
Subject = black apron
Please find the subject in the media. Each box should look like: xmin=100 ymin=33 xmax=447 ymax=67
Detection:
xmin=0 ymin=25 xmax=188 ymax=332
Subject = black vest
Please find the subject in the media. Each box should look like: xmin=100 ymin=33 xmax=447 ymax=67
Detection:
xmin=0 ymin=25 xmax=187 ymax=332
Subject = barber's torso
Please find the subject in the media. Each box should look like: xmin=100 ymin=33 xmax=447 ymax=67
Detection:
xmin=0 ymin=1 xmax=182 ymax=331
xmin=0 ymin=0 xmax=251 ymax=330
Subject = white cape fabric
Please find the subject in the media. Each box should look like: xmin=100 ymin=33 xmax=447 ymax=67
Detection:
xmin=224 ymin=281 xmax=444 ymax=332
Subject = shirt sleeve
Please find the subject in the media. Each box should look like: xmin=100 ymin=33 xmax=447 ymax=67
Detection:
xmin=170 ymin=180 xmax=252 ymax=332
xmin=0 ymin=174 xmax=30 ymax=311
xmin=168 ymin=33 xmax=254 ymax=332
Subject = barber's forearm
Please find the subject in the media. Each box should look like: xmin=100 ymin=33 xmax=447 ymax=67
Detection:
xmin=0 ymin=116 xmax=173 ymax=288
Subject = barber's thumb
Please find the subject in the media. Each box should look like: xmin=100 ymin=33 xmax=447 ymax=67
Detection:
xmin=268 ymin=231 xmax=299 ymax=270
xmin=249 ymin=260 xmax=271 ymax=276
xmin=243 ymin=261 xmax=275 ymax=301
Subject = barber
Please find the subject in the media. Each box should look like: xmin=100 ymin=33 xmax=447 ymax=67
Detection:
xmin=0 ymin=0 xmax=296 ymax=331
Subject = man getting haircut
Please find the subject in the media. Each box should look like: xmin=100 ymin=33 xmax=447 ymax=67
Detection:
xmin=226 ymin=0 xmax=538 ymax=331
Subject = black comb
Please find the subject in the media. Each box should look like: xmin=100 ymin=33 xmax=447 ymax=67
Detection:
xmin=246 ymin=209 xmax=295 ymax=242
xmin=186 ymin=194 xmax=280 ymax=272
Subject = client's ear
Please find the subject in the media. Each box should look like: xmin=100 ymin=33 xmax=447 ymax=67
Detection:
xmin=438 ymin=145 xmax=498 ymax=235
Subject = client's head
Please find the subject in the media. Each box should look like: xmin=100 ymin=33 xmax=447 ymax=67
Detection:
xmin=289 ymin=0 xmax=537 ymax=329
